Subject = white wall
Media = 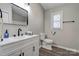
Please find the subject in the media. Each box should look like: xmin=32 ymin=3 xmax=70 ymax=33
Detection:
xmin=0 ymin=3 xmax=44 ymax=38
xmin=45 ymin=4 xmax=79 ymax=50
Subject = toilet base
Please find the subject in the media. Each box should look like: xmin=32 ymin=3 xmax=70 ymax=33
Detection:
xmin=42 ymin=44 xmax=52 ymax=50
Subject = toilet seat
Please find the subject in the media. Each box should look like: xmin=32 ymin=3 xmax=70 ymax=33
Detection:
xmin=44 ymin=39 xmax=53 ymax=44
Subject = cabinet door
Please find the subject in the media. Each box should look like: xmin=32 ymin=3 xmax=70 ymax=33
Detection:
xmin=8 ymin=50 xmax=21 ymax=56
xmin=22 ymin=43 xmax=33 ymax=56
xmin=32 ymin=40 xmax=39 ymax=56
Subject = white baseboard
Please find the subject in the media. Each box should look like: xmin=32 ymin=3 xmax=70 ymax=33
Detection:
xmin=53 ymin=44 xmax=79 ymax=53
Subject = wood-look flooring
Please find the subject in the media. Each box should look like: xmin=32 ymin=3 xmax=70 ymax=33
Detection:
xmin=39 ymin=46 xmax=79 ymax=56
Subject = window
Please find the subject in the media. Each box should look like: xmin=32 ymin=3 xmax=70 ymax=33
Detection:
xmin=51 ymin=11 xmax=63 ymax=31
xmin=53 ymin=14 xmax=60 ymax=28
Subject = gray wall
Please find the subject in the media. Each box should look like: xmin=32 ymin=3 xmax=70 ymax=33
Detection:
xmin=28 ymin=3 xmax=44 ymax=34
xmin=45 ymin=4 xmax=79 ymax=50
xmin=0 ymin=3 xmax=44 ymax=38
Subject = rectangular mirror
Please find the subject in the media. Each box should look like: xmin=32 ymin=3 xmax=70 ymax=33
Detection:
xmin=0 ymin=3 xmax=28 ymax=26
xmin=11 ymin=3 xmax=28 ymax=26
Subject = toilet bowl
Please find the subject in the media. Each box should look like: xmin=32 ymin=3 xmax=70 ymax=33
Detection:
xmin=40 ymin=33 xmax=53 ymax=50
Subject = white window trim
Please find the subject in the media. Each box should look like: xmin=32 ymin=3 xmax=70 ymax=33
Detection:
xmin=51 ymin=10 xmax=63 ymax=31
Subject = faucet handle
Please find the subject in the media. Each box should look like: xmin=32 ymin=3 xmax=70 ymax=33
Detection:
xmin=21 ymin=33 xmax=23 ymax=36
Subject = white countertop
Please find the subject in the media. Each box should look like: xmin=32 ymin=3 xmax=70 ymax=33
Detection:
xmin=0 ymin=35 xmax=39 ymax=46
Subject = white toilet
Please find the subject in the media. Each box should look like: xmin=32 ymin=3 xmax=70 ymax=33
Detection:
xmin=40 ymin=33 xmax=53 ymax=50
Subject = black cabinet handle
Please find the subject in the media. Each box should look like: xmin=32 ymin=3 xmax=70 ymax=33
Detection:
xmin=0 ymin=9 xmax=2 ymax=18
xmin=22 ymin=52 xmax=24 ymax=56
xmin=19 ymin=54 xmax=21 ymax=56
xmin=33 ymin=46 xmax=35 ymax=52
xmin=27 ymin=16 xmax=28 ymax=25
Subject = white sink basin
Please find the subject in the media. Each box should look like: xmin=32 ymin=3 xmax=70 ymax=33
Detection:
xmin=3 ymin=35 xmax=32 ymax=40
xmin=0 ymin=35 xmax=38 ymax=46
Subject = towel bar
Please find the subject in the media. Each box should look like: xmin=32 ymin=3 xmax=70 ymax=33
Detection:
xmin=63 ymin=21 xmax=75 ymax=23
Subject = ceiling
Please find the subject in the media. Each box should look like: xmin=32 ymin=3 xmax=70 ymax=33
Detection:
xmin=41 ymin=3 xmax=65 ymax=10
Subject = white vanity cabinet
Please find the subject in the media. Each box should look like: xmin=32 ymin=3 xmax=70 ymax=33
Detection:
xmin=0 ymin=35 xmax=39 ymax=56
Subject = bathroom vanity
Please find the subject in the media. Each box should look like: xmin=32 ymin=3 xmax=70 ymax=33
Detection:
xmin=0 ymin=35 xmax=39 ymax=56
xmin=0 ymin=3 xmax=39 ymax=56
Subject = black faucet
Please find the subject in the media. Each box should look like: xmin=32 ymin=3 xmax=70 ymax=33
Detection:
xmin=18 ymin=28 xmax=22 ymax=36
